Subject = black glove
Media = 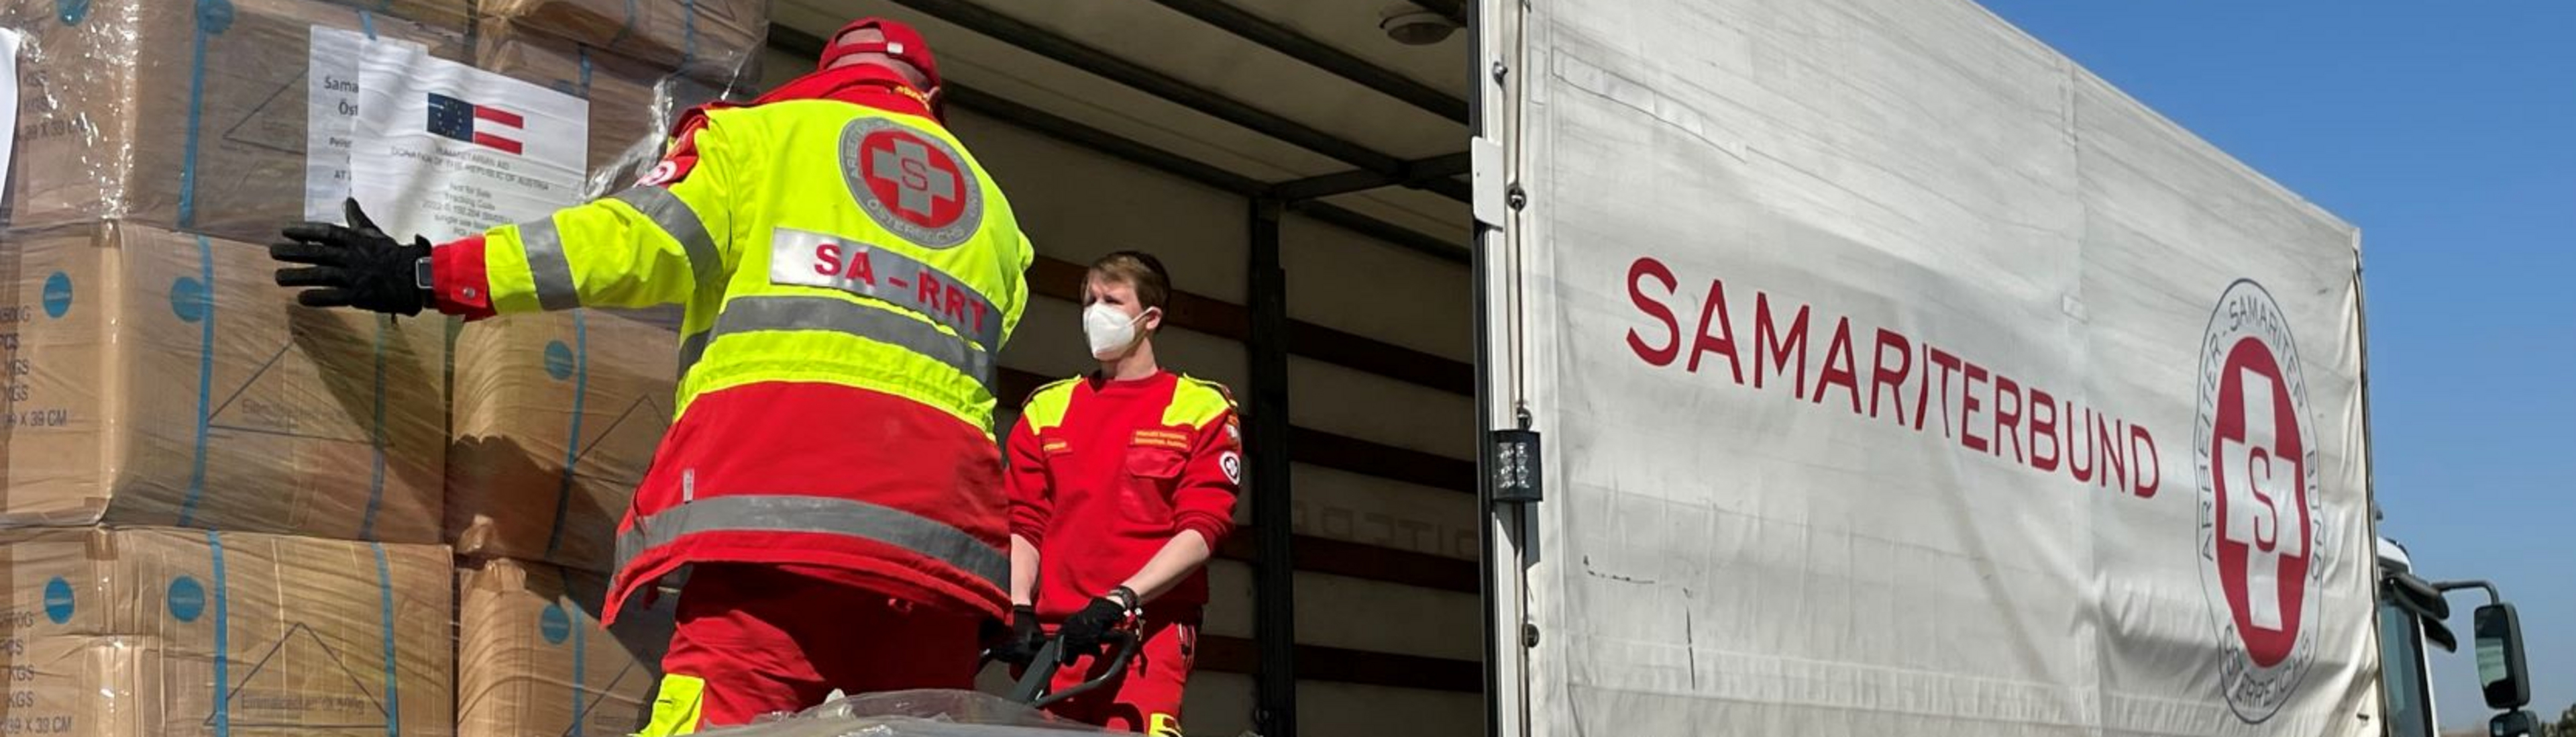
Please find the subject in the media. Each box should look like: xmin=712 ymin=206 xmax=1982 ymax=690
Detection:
xmin=987 ymin=605 xmax=1046 ymax=666
xmin=271 ymin=198 xmax=432 ymax=315
xmin=1055 ymin=595 xmax=1133 ymax=665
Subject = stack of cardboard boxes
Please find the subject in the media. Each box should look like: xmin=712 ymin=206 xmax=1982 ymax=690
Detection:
xmin=0 ymin=0 xmax=765 ymax=733
xmin=449 ymin=303 xmax=686 ymax=736
xmin=0 ymin=1 xmax=464 ymax=732
xmin=449 ymin=0 xmax=765 ymax=730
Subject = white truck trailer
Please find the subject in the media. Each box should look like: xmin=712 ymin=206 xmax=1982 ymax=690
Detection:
xmin=1468 ymin=1 xmax=2536 ymax=735
xmin=739 ymin=0 xmax=2535 ymax=734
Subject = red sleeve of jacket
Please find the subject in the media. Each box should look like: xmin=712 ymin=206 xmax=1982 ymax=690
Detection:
xmin=1005 ymin=413 xmax=1053 ymax=547
xmin=1172 ymin=410 xmax=1242 ymax=548
xmin=429 ymin=235 xmax=498 ymax=321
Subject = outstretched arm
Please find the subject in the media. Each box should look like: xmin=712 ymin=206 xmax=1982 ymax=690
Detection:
xmin=427 ymin=117 xmax=745 ymax=319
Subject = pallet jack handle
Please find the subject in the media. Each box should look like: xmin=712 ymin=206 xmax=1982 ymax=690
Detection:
xmin=985 ymin=629 xmax=1143 ymax=709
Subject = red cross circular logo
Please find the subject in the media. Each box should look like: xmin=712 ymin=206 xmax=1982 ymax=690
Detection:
xmin=841 ymin=117 xmax=983 ymax=248
xmin=2194 ymin=279 xmax=2324 ymax=724
xmin=861 ymin=130 xmax=967 ymax=228
xmin=2212 ymin=334 xmax=2311 ymax=665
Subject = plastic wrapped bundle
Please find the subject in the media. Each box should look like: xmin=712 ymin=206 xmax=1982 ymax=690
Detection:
xmin=0 ymin=0 xmax=470 ymax=243
xmin=698 ymin=691 xmax=1106 ymax=737
xmin=316 ymin=0 xmax=475 ymax=26
xmin=0 ymin=222 xmax=447 ymax=542
xmin=458 ymin=558 xmax=678 ymax=737
xmin=472 ymin=15 xmax=758 ymax=200
xmin=478 ymin=0 xmax=771 ymax=84
xmin=582 ymin=72 xmax=752 ymax=199
xmin=475 ymin=17 xmax=679 ymax=177
xmin=0 ymin=528 xmax=453 ymax=736
xmin=449 ymin=308 xmax=679 ymax=573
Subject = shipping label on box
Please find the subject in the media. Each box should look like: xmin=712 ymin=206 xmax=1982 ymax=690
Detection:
xmin=3 ymin=0 xmax=468 ymax=242
xmin=352 ymin=37 xmax=589 ymax=242
xmin=305 ymin=26 xmax=441 ymax=223
xmin=0 ymin=528 xmax=453 ymax=736
xmin=450 ymin=309 xmax=676 ymax=573
xmin=0 ymin=222 xmax=446 ymax=542
xmin=458 ymin=558 xmax=674 ymax=737
xmin=0 ymin=28 xmax=22 ymax=203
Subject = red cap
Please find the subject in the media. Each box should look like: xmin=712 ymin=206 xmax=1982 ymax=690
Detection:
xmin=818 ymin=17 xmax=941 ymax=90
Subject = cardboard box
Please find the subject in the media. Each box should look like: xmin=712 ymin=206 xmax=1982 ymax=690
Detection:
xmin=0 ymin=222 xmax=447 ymax=542
xmin=474 ymin=18 xmax=755 ymax=195
xmin=458 ymin=558 xmax=676 ymax=737
xmin=449 ymin=308 xmax=677 ymax=573
xmin=2 ymin=0 xmax=468 ymax=243
xmin=0 ymin=528 xmax=453 ymax=736
xmin=474 ymin=19 xmax=674 ymax=180
xmin=479 ymin=0 xmax=768 ymax=83
xmin=316 ymin=0 xmax=474 ymax=26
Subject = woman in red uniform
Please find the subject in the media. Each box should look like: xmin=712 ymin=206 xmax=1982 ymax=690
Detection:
xmin=996 ymin=252 xmax=1241 ymax=734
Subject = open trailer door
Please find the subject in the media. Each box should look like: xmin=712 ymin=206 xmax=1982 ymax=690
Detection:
xmin=1473 ymin=1 xmax=2384 ymax=735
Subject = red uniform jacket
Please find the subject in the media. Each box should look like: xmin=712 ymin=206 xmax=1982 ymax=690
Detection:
xmin=1007 ymin=372 xmax=1241 ymax=618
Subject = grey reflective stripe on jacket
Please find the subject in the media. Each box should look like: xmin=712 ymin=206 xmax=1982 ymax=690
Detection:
xmin=518 ymin=217 xmax=581 ymax=311
xmin=612 ymin=187 xmax=725 ymax=293
xmin=672 ymin=295 xmax=998 ymax=394
xmin=616 ymin=494 xmax=1008 ymax=591
xmin=511 ymin=188 xmax=724 ymax=309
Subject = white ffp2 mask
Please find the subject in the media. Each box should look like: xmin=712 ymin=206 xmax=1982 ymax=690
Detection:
xmin=1084 ymin=303 xmax=1149 ymax=360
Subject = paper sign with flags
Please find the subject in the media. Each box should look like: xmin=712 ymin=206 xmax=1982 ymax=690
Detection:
xmin=426 ymin=93 xmax=527 ymax=154
xmin=350 ymin=39 xmax=587 ymax=242
xmin=0 ymin=29 xmax=22 ymax=204
xmin=305 ymin=28 xmax=434 ymax=223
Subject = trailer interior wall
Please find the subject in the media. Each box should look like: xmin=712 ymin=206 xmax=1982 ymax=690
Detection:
xmin=1489 ymin=1 xmax=2377 ymax=736
xmin=761 ymin=2 xmax=1487 ymax=734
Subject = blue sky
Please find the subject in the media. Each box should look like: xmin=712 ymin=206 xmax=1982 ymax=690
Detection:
xmin=1976 ymin=0 xmax=2574 ymax=726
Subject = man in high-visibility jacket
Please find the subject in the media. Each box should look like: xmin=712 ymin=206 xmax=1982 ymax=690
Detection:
xmin=268 ymin=19 xmax=1030 ymax=732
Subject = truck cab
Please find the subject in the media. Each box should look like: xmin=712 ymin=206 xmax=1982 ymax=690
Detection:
xmin=2377 ymin=538 xmax=2438 ymax=737
xmin=2376 ymin=535 xmax=2543 ymax=737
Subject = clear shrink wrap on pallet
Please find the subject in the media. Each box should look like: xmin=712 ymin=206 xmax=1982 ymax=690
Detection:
xmin=448 ymin=307 xmax=679 ymax=573
xmin=0 ymin=222 xmax=446 ymax=542
xmin=457 ymin=557 xmax=677 ymax=737
xmin=315 ymin=0 xmax=474 ymax=26
xmin=474 ymin=19 xmax=755 ymax=200
xmin=477 ymin=0 xmax=771 ymax=85
xmin=474 ymin=17 xmax=678 ymax=178
xmin=698 ymin=691 xmax=1106 ymax=736
xmin=1 ymin=0 xmax=470 ymax=242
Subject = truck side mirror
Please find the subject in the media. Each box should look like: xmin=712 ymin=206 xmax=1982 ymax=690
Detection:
xmin=2489 ymin=709 xmax=2537 ymax=737
xmin=2475 ymin=603 xmax=2531 ymax=709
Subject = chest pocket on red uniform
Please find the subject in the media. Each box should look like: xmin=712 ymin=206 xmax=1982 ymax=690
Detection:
xmin=1121 ymin=446 xmax=1186 ymax=526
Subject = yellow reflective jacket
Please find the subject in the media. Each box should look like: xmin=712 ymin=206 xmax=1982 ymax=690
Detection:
xmin=431 ymin=82 xmax=1032 ymax=624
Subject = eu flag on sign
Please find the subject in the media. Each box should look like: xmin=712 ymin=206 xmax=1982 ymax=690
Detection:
xmin=425 ymin=93 xmax=526 ymax=154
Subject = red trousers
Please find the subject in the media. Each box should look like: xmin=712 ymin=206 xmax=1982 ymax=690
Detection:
xmin=656 ymin=564 xmax=981 ymax=729
xmin=1034 ymin=613 xmax=1198 ymax=735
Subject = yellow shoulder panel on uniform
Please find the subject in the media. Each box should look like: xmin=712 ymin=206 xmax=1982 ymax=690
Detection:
xmin=1164 ymin=375 xmax=1237 ymax=428
xmin=1022 ymin=377 xmax=1083 ymax=432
